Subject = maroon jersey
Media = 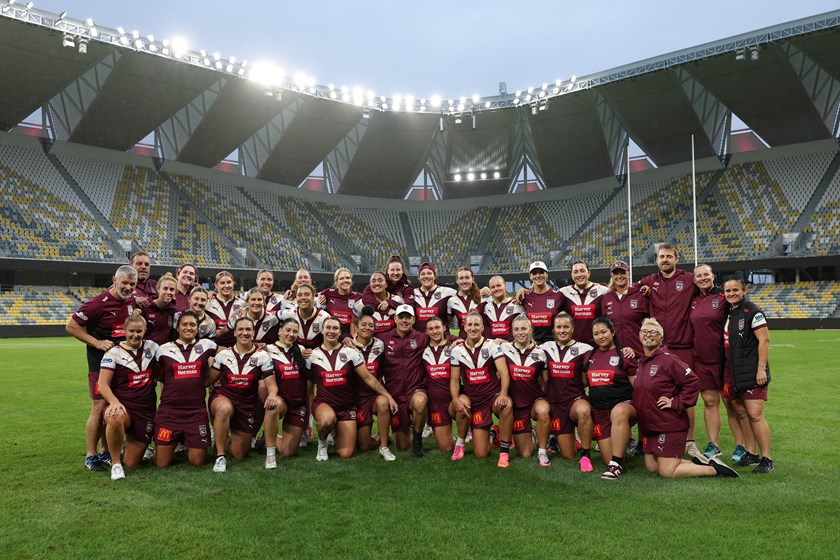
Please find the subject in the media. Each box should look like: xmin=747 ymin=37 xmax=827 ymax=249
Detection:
xmin=379 ymin=328 xmax=429 ymax=400
xmin=265 ymin=343 xmax=307 ymax=405
xmin=585 ymin=347 xmax=637 ymax=410
xmin=633 ymin=347 xmax=699 ymax=434
xmin=559 ymin=283 xmax=608 ymax=346
xmin=156 ymin=340 xmax=217 ymax=409
xmin=142 ymin=301 xmax=177 ymax=345
xmin=133 ymin=278 xmax=158 ymax=301
xmin=540 ymin=340 xmax=592 ymax=404
xmin=448 ymin=293 xmax=483 ymax=338
xmin=450 ymin=338 xmax=504 ymax=404
xmin=638 ymin=269 xmax=696 ymax=348
xmin=352 ymin=300 xmax=396 ymax=333
xmin=207 ymin=295 xmax=240 ymax=346
xmin=413 ymin=285 xmax=456 ymax=331
xmin=362 ymin=281 xmax=412 ymax=309
xmin=352 ymin=337 xmax=385 ymax=401
xmin=321 ymin=288 xmax=362 ymax=328
xmin=228 ymin=311 xmax=280 ymax=345
xmin=174 ymin=289 xmax=191 ymax=313
xmin=211 ymin=347 xmax=273 ymax=405
xmin=482 ymin=298 xmax=525 ymax=342
xmin=690 ymin=288 xmax=726 ymax=364
xmin=601 ymin=287 xmax=648 ymax=357
xmin=71 ymin=290 xmax=137 ymax=372
xmin=501 ymin=342 xmax=546 ymax=409
xmin=523 ymin=289 xmax=565 ymax=344
xmin=422 ymin=342 xmax=454 ymax=404
xmin=279 ymin=307 xmax=329 ymax=349
xmin=99 ymin=340 xmax=159 ymax=410
xmin=307 ymin=345 xmax=364 ymax=410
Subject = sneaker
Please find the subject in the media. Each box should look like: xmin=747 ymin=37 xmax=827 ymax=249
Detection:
xmin=316 ymin=443 xmax=329 ymax=462
xmin=703 ymin=442 xmax=721 ymax=458
xmin=691 ymin=454 xmax=711 ymax=466
xmin=626 ymin=437 xmax=637 ymax=454
xmin=412 ymin=442 xmax=424 ymax=458
xmin=326 ymin=431 xmax=335 ymax=448
xmin=752 ymin=457 xmax=774 ymax=474
xmin=85 ymin=455 xmax=105 ymax=472
xmin=538 ymin=452 xmax=551 ymax=468
xmin=299 ymin=428 xmax=311 ymax=448
xmin=601 ymin=461 xmax=623 ymax=480
xmin=422 ymin=424 xmax=433 ymax=438
xmin=465 ymin=429 xmax=473 ymax=443
xmin=213 ymin=455 xmax=227 ymax=473
xmin=579 ymin=455 xmax=593 ymax=473
xmin=450 ymin=444 xmax=465 ymax=461
xmin=575 ymin=438 xmax=583 ymax=452
xmin=110 ymin=463 xmax=126 ymax=481
xmin=264 ymin=454 xmax=277 ymax=470
xmin=547 ymin=435 xmax=559 ymax=454
xmin=97 ymin=451 xmax=112 ymax=467
xmin=736 ymin=452 xmax=761 ymax=467
xmin=685 ymin=440 xmax=703 ymax=461
xmin=497 ymin=451 xmax=510 ymax=468
xmin=731 ymin=444 xmax=747 ymax=464
xmin=174 ymin=443 xmax=187 ymax=456
xmin=378 ymin=447 xmax=396 ymax=461
xmin=710 ymin=456 xmax=740 ymax=477
xmin=634 ymin=440 xmax=644 ymax=456
xmin=252 ymin=435 xmax=266 ymax=451
xmin=143 ymin=446 xmax=155 ymax=461
xmin=490 ymin=426 xmax=500 ymax=449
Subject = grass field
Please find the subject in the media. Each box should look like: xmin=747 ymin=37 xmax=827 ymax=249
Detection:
xmin=1 ymin=331 xmax=838 ymax=560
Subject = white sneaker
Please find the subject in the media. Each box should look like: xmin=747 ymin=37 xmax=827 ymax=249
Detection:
xmin=379 ymin=446 xmax=396 ymax=461
xmin=265 ymin=454 xmax=277 ymax=469
xmin=299 ymin=429 xmax=310 ymax=448
xmin=326 ymin=431 xmax=335 ymax=447
xmin=422 ymin=423 xmax=433 ymax=438
xmin=213 ymin=455 xmax=227 ymax=473
xmin=685 ymin=440 xmax=703 ymax=461
xmin=316 ymin=443 xmax=329 ymax=462
xmin=110 ymin=463 xmax=126 ymax=480
xmin=142 ymin=447 xmax=155 ymax=461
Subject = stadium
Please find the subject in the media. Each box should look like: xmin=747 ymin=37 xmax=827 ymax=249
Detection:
xmin=1 ymin=3 xmax=839 ymax=559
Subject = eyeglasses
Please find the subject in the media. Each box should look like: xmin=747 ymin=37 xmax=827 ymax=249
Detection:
xmin=640 ymin=329 xmax=662 ymax=336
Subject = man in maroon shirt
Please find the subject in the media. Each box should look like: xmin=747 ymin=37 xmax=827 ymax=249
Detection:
xmin=378 ymin=304 xmax=429 ymax=457
xmin=637 ymin=243 xmax=702 ymax=459
xmin=634 ymin=319 xmax=737 ymax=478
xmin=129 ymin=251 xmax=156 ymax=308
xmin=66 ymin=265 xmax=138 ymax=471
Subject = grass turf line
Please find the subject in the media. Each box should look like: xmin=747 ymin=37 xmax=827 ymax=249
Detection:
xmin=0 ymin=331 xmax=837 ymax=559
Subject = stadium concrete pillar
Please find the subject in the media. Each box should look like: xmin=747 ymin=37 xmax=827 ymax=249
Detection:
xmin=674 ymin=67 xmax=732 ymax=167
xmin=508 ymin=108 xmax=545 ymax=193
xmin=46 ymin=51 xmax=121 ymax=142
xmin=594 ymin=91 xmax=630 ymax=185
xmin=241 ymin=97 xmax=305 ymax=178
xmin=783 ymin=43 xmax=840 ymax=143
xmin=158 ymin=79 xmax=226 ymax=160
xmin=325 ymin=118 xmax=370 ymax=193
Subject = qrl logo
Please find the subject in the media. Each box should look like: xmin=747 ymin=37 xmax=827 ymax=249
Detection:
xmin=430 ymin=412 xmax=442 ymax=424
xmin=157 ymin=427 xmax=173 ymax=442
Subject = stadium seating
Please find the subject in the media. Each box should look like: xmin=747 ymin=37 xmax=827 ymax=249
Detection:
xmin=0 ymin=286 xmax=81 ymax=325
xmin=749 ymin=281 xmax=840 ymax=319
xmin=408 ymin=209 xmax=491 ymax=273
xmin=804 ymin=169 xmax=840 ymax=255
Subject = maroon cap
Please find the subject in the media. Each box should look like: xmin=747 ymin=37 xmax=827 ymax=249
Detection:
xmin=419 ymin=262 xmax=436 ymax=274
xmin=610 ymin=260 xmax=629 ymax=272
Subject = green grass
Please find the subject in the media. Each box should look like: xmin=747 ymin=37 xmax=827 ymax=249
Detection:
xmin=1 ymin=331 xmax=838 ymax=559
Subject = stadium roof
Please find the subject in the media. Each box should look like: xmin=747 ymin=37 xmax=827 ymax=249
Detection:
xmin=1 ymin=5 xmax=839 ymax=198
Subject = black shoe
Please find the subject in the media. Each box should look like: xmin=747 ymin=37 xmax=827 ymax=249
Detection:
xmin=691 ymin=455 xmax=711 ymax=466
xmin=85 ymin=455 xmax=105 ymax=472
xmin=547 ymin=435 xmax=559 ymax=454
xmin=735 ymin=452 xmax=760 ymax=467
xmin=412 ymin=444 xmax=424 ymax=458
xmin=97 ymin=451 xmax=112 ymax=467
xmin=710 ymin=456 xmax=740 ymax=478
xmin=752 ymin=457 xmax=774 ymax=474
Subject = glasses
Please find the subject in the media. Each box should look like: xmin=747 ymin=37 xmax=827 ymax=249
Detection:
xmin=640 ymin=329 xmax=662 ymax=336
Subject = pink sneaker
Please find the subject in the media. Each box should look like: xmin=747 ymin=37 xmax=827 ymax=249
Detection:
xmin=579 ymin=455 xmax=594 ymax=473
xmin=497 ymin=452 xmax=510 ymax=468
xmin=538 ymin=453 xmax=551 ymax=468
xmin=450 ymin=444 xmax=465 ymax=461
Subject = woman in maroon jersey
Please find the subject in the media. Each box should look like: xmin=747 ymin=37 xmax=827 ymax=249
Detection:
xmin=154 ymin=311 xmax=219 ymax=468
xmin=357 ymin=271 xmax=399 ymax=334
xmin=540 ymin=312 xmax=595 ymax=472
xmin=584 ymin=317 xmax=638 ymax=480
xmin=189 ymin=286 xmax=216 ymax=340
xmin=521 ymin=261 xmax=565 ymax=344
xmin=601 ymin=261 xmax=648 ymax=359
xmin=281 ymin=284 xmax=330 ymax=351
xmin=143 ymin=273 xmax=178 ymax=345
xmin=482 ymin=275 xmax=524 ymax=343
xmin=207 ymin=271 xmax=238 ymax=347
xmin=174 ymin=263 xmax=197 ymax=312
xmin=413 ymin=262 xmax=456 ymax=331
xmin=501 ymin=315 xmax=549 ymax=463
xmin=263 ymin=318 xmax=309 ymax=457
xmin=320 ymin=267 xmax=362 ymax=336
xmin=350 ymin=306 xmax=395 ymax=460
xmin=448 ymin=267 xmax=485 ymax=338
xmin=230 ymin=288 xmax=280 ymax=346
xmin=310 ymin=317 xmax=398 ymax=461
xmin=98 ymin=312 xmax=158 ymax=479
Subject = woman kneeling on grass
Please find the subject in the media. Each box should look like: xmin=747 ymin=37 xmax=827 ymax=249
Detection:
xmin=98 ymin=312 xmax=159 ymax=480
xmin=153 ymin=311 xmax=218 ymax=468
xmin=634 ymin=318 xmax=738 ymax=478
xmin=209 ymin=317 xmax=278 ymax=473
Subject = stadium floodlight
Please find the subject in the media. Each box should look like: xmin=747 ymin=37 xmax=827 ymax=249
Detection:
xmin=749 ymin=46 xmax=759 ymax=61
xmin=61 ymin=33 xmax=75 ymax=48
xmin=541 ymin=83 xmax=547 ymax=90
xmin=493 ymin=171 xmax=501 ymax=179
xmin=480 ymin=172 xmax=487 ymax=180
xmin=171 ymin=37 xmax=187 ymax=57
xmin=362 ymin=107 xmax=371 ymax=119
xmin=735 ymin=48 xmax=745 ymax=61
xmin=472 ymin=94 xmax=479 ymax=104
xmin=484 ymin=101 xmax=491 ymax=108
xmin=77 ymin=37 xmax=88 ymax=54
xmin=570 ymin=75 xmax=576 ymax=82
xmin=294 ymin=72 xmax=307 ymax=88
xmin=553 ymin=87 xmax=559 ymax=94
xmin=453 ymin=174 xmax=462 ymax=181
xmin=513 ymin=97 xmax=520 ymax=105
xmin=525 ymin=94 xmax=532 ymax=102
xmin=515 ymin=90 xmax=521 ymax=96
xmin=454 ymin=115 xmax=462 ymax=124
xmin=134 ymin=38 xmax=144 ymax=49
xmin=132 ymin=30 xmax=140 ymax=39
xmin=393 ymin=94 xmax=402 ymax=110
xmin=457 ymin=103 xmax=465 ymax=111
xmin=531 ymin=104 xmax=537 ymax=115
xmin=328 ymin=83 xmax=335 ymax=91
xmin=459 ymin=96 xmax=466 ymax=104
xmin=58 ymin=10 xmax=65 ymax=19
xmin=406 ymin=95 xmax=415 ymax=111
xmin=527 ymin=87 xmax=534 ymax=94
xmin=85 ymin=18 xmax=94 ymax=26
xmin=555 ymin=78 xmax=562 ymax=86
xmin=24 ymin=1 xmax=32 ymax=9
xmin=89 ymin=27 xmax=99 ymax=37
xmin=329 ymin=90 xmax=337 ymax=99
xmin=467 ymin=172 xmax=475 ymax=181
xmin=430 ymin=96 xmax=442 ymax=108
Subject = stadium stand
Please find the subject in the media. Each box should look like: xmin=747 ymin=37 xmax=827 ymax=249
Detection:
xmin=408 ymin=209 xmax=492 ymax=273
xmin=750 ymin=281 xmax=840 ymax=320
xmin=0 ymin=286 xmax=81 ymax=325
xmin=108 ymin=165 xmax=174 ymax=263
xmin=804 ymin=169 xmax=840 ymax=255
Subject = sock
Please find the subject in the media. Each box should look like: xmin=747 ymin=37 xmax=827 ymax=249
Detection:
xmin=538 ymin=447 xmax=547 ymax=456
xmin=611 ymin=455 xmax=624 ymax=467
xmin=413 ymin=431 xmax=423 ymax=446
xmin=500 ymin=440 xmax=511 ymax=454
xmin=266 ymin=447 xmax=276 ymax=458
xmin=580 ymin=449 xmax=590 ymax=458
xmin=455 ymin=437 xmax=465 ymax=447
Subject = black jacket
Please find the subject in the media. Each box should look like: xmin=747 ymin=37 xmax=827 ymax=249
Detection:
xmin=726 ymin=299 xmax=770 ymax=392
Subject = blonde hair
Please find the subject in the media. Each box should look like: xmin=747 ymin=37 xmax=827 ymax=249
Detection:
xmin=641 ymin=317 xmax=664 ymax=337
xmin=157 ymin=273 xmax=177 ymax=289
xmin=333 ymin=267 xmax=353 ymax=287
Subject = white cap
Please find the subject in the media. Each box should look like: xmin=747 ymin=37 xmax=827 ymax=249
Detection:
xmin=528 ymin=261 xmax=548 ymax=273
xmin=395 ymin=304 xmax=415 ymax=317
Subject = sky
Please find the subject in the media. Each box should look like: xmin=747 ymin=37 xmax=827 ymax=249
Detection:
xmin=31 ymin=0 xmax=838 ymax=103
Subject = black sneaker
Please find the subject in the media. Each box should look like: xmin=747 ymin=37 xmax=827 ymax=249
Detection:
xmin=710 ymin=456 xmax=740 ymax=478
xmin=85 ymin=455 xmax=105 ymax=472
xmin=547 ymin=435 xmax=560 ymax=454
xmin=752 ymin=457 xmax=774 ymax=474
xmin=412 ymin=443 xmax=424 ymax=458
xmin=97 ymin=451 xmax=112 ymax=467
xmin=735 ymin=452 xmax=760 ymax=467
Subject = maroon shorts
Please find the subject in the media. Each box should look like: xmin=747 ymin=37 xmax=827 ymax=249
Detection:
xmin=642 ymin=431 xmax=688 ymax=458
xmin=722 ymin=366 xmax=768 ymax=401
xmin=390 ymin=390 xmax=427 ymax=431
xmin=668 ymin=347 xmax=694 ymax=370
xmin=88 ymin=371 xmax=104 ymax=400
xmin=550 ymin=397 xmax=585 ymax=436
xmin=210 ymin=393 xmax=258 ymax=435
xmin=154 ymin=407 xmax=210 ymax=449
xmin=591 ymin=401 xmax=635 ymax=441
xmin=108 ymin=405 xmax=156 ymax=445
xmin=313 ymin=399 xmax=357 ymax=422
xmin=513 ymin=406 xmax=533 ymax=435
xmin=282 ymin=400 xmax=309 ymax=429
xmin=469 ymin=394 xmax=499 ymax=430
xmin=694 ymin=360 xmax=722 ymax=393
xmin=428 ymin=401 xmax=452 ymax=428
xmin=356 ymin=395 xmax=378 ymax=427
